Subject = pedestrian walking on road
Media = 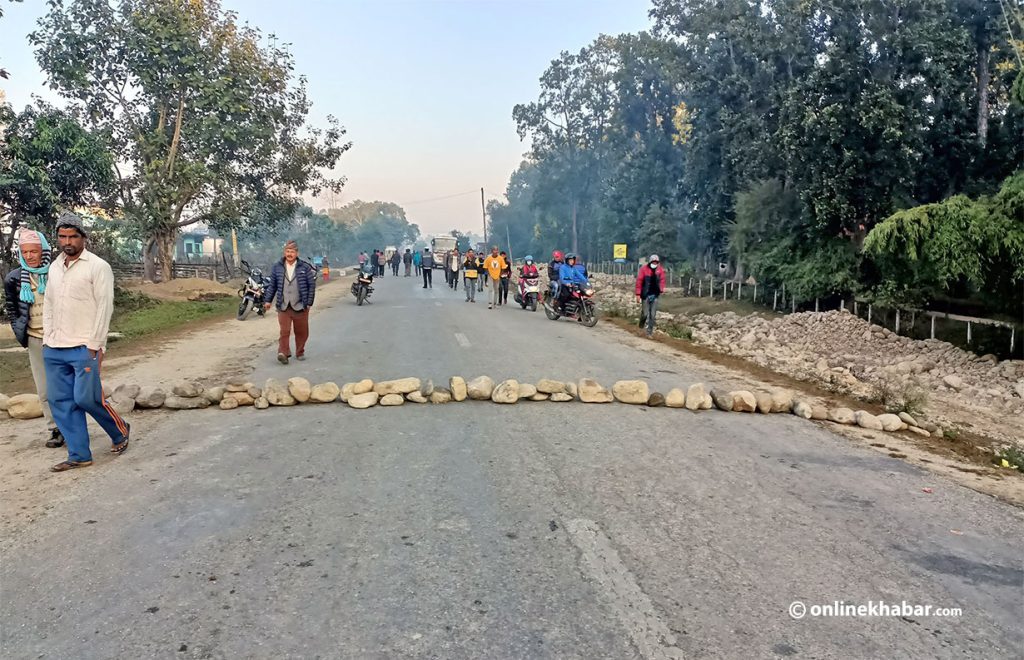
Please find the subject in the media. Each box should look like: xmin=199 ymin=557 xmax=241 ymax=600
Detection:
xmin=448 ymin=249 xmax=461 ymax=291
xmin=499 ymin=251 xmax=511 ymax=305
xmin=42 ymin=212 xmax=130 ymax=472
xmin=377 ymin=250 xmax=387 ymax=277
xmin=413 ymin=250 xmax=422 ymax=276
xmin=635 ymin=254 xmax=666 ymax=338
xmin=403 ymin=249 xmax=412 ymax=277
xmin=4 ymin=228 xmax=63 ymax=448
xmin=264 ymin=239 xmax=317 ymax=364
xmin=462 ymin=250 xmax=478 ymax=302
xmin=321 ymin=256 xmax=330 ymax=282
xmin=476 ymin=253 xmax=486 ymax=292
xmin=391 ymin=251 xmax=401 ymax=276
xmin=483 ymin=246 xmax=506 ymax=309
xmin=421 ymin=249 xmax=434 ymax=288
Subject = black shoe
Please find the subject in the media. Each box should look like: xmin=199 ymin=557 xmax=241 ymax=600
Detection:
xmin=45 ymin=428 xmax=65 ymax=448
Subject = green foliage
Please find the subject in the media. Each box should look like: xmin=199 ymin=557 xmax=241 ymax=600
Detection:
xmin=0 ymin=102 xmax=115 ymax=268
xmin=864 ymin=171 xmax=1024 ymax=309
xmin=30 ymin=0 xmax=350 ymax=281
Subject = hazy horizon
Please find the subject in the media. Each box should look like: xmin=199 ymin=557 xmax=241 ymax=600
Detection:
xmin=0 ymin=0 xmax=652 ymax=237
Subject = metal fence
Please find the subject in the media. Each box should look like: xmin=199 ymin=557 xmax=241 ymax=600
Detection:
xmin=588 ymin=262 xmax=1021 ymax=360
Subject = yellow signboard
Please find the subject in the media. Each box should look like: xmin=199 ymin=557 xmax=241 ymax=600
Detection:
xmin=613 ymin=244 xmax=627 ymax=259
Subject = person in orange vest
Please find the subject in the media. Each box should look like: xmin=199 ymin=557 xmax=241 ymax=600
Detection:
xmin=482 ymin=246 xmax=507 ymax=310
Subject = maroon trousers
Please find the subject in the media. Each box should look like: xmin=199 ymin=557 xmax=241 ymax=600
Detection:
xmin=277 ymin=307 xmax=309 ymax=358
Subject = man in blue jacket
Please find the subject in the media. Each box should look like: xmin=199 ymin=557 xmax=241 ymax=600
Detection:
xmin=263 ymin=239 xmax=317 ymax=365
xmin=556 ymin=253 xmax=589 ymax=311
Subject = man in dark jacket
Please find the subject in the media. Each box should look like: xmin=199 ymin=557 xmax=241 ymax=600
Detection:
xmin=390 ymin=250 xmax=401 ymax=276
xmin=403 ymin=249 xmax=413 ymax=277
xmin=635 ymin=254 xmax=667 ymax=337
xmin=421 ymin=249 xmax=434 ymax=288
xmin=263 ymin=239 xmax=317 ymax=364
xmin=4 ymin=229 xmax=62 ymax=446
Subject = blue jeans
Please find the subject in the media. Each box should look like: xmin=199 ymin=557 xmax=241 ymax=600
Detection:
xmin=465 ymin=277 xmax=476 ymax=301
xmin=643 ymin=295 xmax=659 ymax=334
xmin=43 ymin=346 xmax=129 ymax=462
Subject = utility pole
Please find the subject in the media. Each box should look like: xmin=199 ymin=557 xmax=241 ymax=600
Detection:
xmin=231 ymin=228 xmax=240 ymax=269
xmin=481 ymin=187 xmax=487 ymax=245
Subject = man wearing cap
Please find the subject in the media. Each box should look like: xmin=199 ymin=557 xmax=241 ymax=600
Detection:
xmin=263 ymin=239 xmax=317 ymax=364
xmin=635 ymin=254 xmax=667 ymax=338
xmin=3 ymin=228 xmax=63 ymax=447
xmin=43 ymin=212 xmax=131 ymax=471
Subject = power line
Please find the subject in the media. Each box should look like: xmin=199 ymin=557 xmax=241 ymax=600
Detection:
xmin=400 ymin=189 xmax=479 ymax=206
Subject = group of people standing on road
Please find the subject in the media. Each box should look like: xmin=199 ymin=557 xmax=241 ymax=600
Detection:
xmin=417 ymin=245 xmax=516 ymax=309
xmin=4 ymin=213 xmax=131 ymax=473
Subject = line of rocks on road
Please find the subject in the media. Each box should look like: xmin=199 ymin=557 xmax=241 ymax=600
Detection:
xmin=0 ymin=377 xmax=943 ymax=439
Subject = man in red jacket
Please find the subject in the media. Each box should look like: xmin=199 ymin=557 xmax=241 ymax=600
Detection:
xmin=635 ymin=254 xmax=666 ymax=337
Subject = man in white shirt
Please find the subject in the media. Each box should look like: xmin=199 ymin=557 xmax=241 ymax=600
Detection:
xmin=42 ymin=212 xmax=130 ymax=472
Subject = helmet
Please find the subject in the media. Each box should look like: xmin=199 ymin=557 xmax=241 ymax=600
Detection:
xmin=649 ymin=254 xmax=660 ymax=263
xmin=552 ymin=250 xmax=563 ymax=260
xmin=565 ymin=252 xmax=577 ymax=261
xmin=524 ymin=254 xmax=534 ymax=263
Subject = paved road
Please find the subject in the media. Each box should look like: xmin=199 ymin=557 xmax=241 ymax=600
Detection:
xmin=2 ymin=274 xmax=1023 ymax=659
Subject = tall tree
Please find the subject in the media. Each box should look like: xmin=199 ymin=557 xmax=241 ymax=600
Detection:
xmin=0 ymin=102 xmax=115 ymax=271
xmin=31 ymin=0 xmax=350 ymax=281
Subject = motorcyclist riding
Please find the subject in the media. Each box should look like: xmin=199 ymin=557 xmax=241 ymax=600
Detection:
xmin=548 ymin=250 xmax=564 ymax=301
xmin=556 ymin=253 xmax=589 ymax=310
xmin=520 ymin=255 xmax=539 ymax=279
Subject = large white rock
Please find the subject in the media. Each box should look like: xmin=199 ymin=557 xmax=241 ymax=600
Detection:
xmin=684 ymin=384 xmax=706 ymax=411
xmin=7 ymin=394 xmax=43 ymax=420
xmin=612 ymin=380 xmax=650 ymax=405
xmin=309 ymin=382 xmax=341 ymax=403
xmin=172 ymin=382 xmax=203 ymax=398
xmin=112 ymin=383 xmax=141 ymax=401
xmin=164 ymin=395 xmax=211 ymax=410
xmin=203 ymin=386 xmax=226 ymax=403
xmin=770 ymin=390 xmax=794 ymax=413
xmin=449 ymin=377 xmax=468 ymax=401
xmin=578 ymin=379 xmax=613 ymax=403
xmin=754 ymin=392 xmax=774 ymax=414
xmin=135 ymin=386 xmax=166 ymax=409
xmin=430 ymin=389 xmax=453 ymax=404
xmin=665 ymin=388 xmax=687 ymax=408
xmin=467 ymin=376 xmax=495 ymax=400
xmin=287 ymin=377 xmax=312 ymax=403
xmin=374 ymin=378 xmax=421 ymax=396
xmin=550 ymin=393 xmax=574 ymax=402
xmin=877 ymin=413 xmax=906 ymax=432
xmin=219 ymin=397 xmax=239 ymax=410
xmin=855 ymin=411 xmax=884 ymax=430
xmin=517 ymin=383 xmax=538 ymax=400
xmin=827 ymin=408 xmax=856 ymax=425
xmin=793 ymin=401 xmax=814 ymax=419
xmin=380 ymin=393 xmax=405 ymax=406
xmin=352 ymin=379 xmax=374 ymax=395
xmin=263 ymin=379 xmax=296 ymax=406
xmin=348 ymin=392 xmax=379 ymax=409
xmin=492 ymin=380 xmax=520 ymax=404
xmin=406 ymin=391 xmax=429 ymax=403
xmin=730 ymin=391 xmax=757 ymax=412
xmin=536 ymin=379 xmax=568 ymax=395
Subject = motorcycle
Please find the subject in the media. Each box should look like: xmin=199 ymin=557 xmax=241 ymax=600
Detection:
xmin=514 ymin=275 xmax=540 ymax=312
xmin=543 ymin=283 xmax=598 ymax=327
xmin=237 ymin=260 xmax=270 ymax=321
xmin=351 ymin=264 xmax=375 ymax=305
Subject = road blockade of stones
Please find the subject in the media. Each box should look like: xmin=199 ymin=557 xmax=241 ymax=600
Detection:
xmin=0 ymin=376 xmax=943 ymax=439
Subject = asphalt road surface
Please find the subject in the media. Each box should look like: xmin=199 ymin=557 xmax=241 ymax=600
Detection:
xmin=2 ymin=273 xmax=1022 ymax=659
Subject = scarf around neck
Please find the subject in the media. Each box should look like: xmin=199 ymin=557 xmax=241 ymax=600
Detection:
xmin=19 ymin=232 xmax=53 ymax=304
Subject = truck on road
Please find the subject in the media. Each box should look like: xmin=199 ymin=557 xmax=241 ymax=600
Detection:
xmin=429 ymin=235 xmax=458 ymax=269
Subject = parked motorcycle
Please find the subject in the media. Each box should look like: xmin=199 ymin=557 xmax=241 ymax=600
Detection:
xmin=351 ymin=263 xmax=375 ymax=305
xmin=543 ymin=283 xmax=598 ymax=327
xmin=237 ymin=260 xmax=270 ymax=320
xmin=514 ymin=275 xmax=540 ymax=312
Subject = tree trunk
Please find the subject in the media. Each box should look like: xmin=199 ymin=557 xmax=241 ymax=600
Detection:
xmin=976 ymin=40 xmax=990 ymax=147
xmin=158 ymin=230 xmax=176 ymax=282
xmin=143 ymin=237 xmax=158 ymax=282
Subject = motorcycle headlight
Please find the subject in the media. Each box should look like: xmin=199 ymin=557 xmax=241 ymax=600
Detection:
xmin=584 ymin=288 xmax=594 ymax=296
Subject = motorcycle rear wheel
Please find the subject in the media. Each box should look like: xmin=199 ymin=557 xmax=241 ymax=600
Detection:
xmin=237 ymin=296 xmax=254 ymax=321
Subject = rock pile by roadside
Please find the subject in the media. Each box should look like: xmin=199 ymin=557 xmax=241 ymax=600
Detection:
xmin=683 ymin=309 xmax=1024 ymax=416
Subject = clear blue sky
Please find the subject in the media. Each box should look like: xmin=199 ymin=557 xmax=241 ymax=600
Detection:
xmin=0 ymin=0 xmax=653 ymax=236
